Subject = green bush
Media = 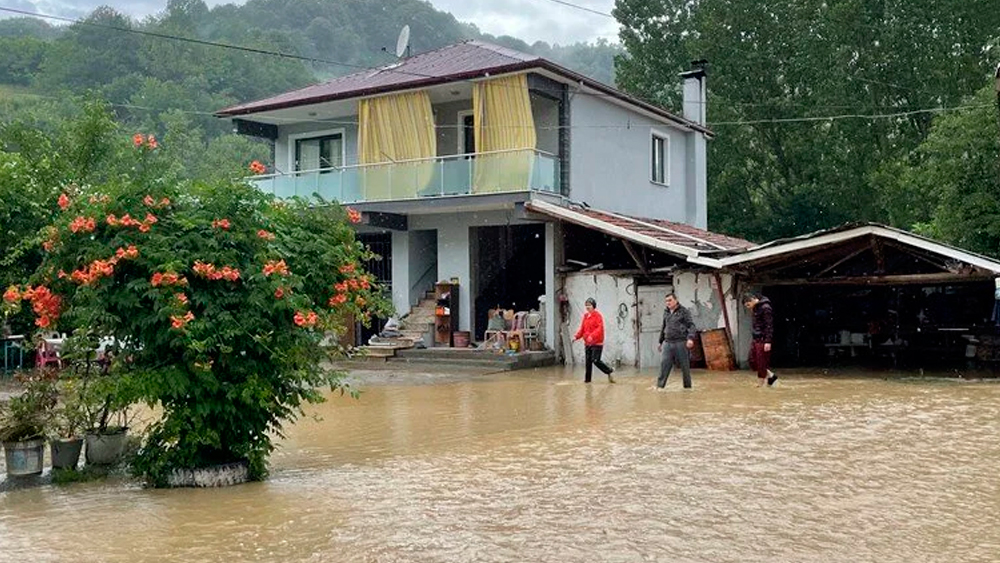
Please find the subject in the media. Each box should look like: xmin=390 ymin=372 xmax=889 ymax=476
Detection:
xmin=4 ymin=124 xmax=389 ymax=486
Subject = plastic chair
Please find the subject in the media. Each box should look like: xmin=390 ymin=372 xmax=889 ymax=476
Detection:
xmin=520 ymin=312 xmax=542 ymax=350
xmin=36 ymin=338 xmax=62 ymax=369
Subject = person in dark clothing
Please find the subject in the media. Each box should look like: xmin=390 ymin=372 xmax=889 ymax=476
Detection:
xmin=744 ymin=292 xmax=778 ymax=387
xmin=574 ymin=297 xmax=615 ymax=384
xmin=657 ymin=294 xmax=697 ymax=389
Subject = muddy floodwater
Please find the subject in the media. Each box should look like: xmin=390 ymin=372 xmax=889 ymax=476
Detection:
xmin=2 ymin=367 xmax=1000 ymax=562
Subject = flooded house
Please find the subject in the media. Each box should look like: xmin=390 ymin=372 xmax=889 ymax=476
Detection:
xmin=216 ymin=40 xmax=720 ymax=358
xmin=217 ymin=41 xmax=1000 ymax=373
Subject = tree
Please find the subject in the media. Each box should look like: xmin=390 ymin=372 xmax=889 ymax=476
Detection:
xmin=3 ymin=115 xmax=390 ymax=486
xmin=614 ymin=0 xmax=1000 ymax=241
xmin=888 ymin=86 xmax=1000 ymax=256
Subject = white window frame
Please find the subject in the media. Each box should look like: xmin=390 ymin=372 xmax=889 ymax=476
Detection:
xmin=456 ymin=110 xmax=475 ymax=154
xmin=287 ymin=127 xmax=347 ymax=172
xmin=650 ymin=129 xmax=670 ymax=187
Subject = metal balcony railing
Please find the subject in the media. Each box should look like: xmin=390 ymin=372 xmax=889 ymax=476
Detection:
xmin=249 ymin=149 xmax=559 ymax=203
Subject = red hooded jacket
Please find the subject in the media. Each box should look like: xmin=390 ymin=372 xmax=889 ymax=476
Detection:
xmin=575 ymin=310 xmax=605 ymax=347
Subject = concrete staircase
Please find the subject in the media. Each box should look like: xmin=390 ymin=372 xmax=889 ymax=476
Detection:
xmin=399 ymin=290 xmax=438 ymax=345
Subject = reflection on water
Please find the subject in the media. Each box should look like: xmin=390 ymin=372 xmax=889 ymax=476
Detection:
xmin=3 ymin=368 xmax=1000 ymax=562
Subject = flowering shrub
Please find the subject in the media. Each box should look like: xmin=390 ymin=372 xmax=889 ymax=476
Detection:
xmin=7 ymin=135 xmax=391 ymax=485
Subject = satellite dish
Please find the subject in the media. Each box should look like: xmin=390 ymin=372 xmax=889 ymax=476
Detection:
xmin=395 ymin=25 xmax=411 ymax=58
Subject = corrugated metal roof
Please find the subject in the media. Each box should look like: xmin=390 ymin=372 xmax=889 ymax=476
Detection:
xmin=525 ymin=200 xmax=753 ymax=257
xmin=216 ymin=41 xmax=711 ymax=135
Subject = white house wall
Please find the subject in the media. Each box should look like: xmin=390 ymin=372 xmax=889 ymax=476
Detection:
xmin=569 ymin=94 xmax=694 ymax=225
xmin=561 ymin=271 xmax=638 ymax=369
xmin=401 ymin=210 xmax=545 ymax=332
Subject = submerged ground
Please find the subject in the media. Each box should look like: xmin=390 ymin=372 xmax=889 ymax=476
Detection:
xmin=2 ymin=365 xmax=999 ymax=562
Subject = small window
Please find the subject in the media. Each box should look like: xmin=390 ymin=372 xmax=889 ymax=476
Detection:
xmin=295 ymin=133 xmax=343 ymax=172
xmin=651 ymin=133 xmax=668 ymax=185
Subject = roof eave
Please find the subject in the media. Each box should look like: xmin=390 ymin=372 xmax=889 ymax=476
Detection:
xmin=215 ymin=58 xmax=714 ymax=137
xmin=215 ymin=60 xmax=544 ymax=118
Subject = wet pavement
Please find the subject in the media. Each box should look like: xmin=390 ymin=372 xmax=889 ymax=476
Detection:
xmin=2 ymin=366 xmax=1000 ymax=562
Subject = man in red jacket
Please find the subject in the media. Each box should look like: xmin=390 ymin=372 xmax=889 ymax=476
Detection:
xmin=574 ymin=297 xmax=615 ymax=383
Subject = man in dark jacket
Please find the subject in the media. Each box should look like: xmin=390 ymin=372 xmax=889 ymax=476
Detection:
xmin=657 ymin=294 xmax=697 ymax=389
xmin=744 ymin=292 xmax=778 ymax=387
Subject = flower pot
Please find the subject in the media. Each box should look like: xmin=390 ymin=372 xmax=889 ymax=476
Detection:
xmin=50 ymin=437 xmax=84 ymax=470
xmin=85 ymin=430 xmax=127 ymax=466
xmin=167 ymin=461 xmax=250 ymax=488
xmin=3 ymin=439 xmax=45 ymax=477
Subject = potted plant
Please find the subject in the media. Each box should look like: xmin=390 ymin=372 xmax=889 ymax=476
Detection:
xmin=0 ymin=372 xmax=57 ymax=477
xmin=80 ymin=372 xmax=131 ymax=466
xmin=49 ymin=378 xmax=87 ymax=470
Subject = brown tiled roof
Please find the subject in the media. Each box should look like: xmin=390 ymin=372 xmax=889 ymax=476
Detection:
xmin=574 ymin=207 xmax=754 ymax=253
xmin=216 ymin=41 xmax=711 ymax=135
xmin=525 ymin=200 xmax=754 ymax=256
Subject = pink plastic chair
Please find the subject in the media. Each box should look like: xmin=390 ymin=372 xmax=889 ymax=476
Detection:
xmin=36 ymin=338 xmax=62 ymax=369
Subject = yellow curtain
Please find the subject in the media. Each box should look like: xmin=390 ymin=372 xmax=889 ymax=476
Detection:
xmin=357 ymin=90 xmax=437 ymax=200
xmin=472 ymin=74 xmax=537 ymax=193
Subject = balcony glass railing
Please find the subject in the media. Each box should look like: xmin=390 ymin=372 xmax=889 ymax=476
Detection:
xmin=249 ymin=149 xmax=559 ymax=203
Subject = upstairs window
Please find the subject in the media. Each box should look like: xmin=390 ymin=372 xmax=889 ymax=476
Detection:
xmin=651 ymin=132 xmax=668 ymax=185
xmin=294 ymin=132 xmax=344 ymax=172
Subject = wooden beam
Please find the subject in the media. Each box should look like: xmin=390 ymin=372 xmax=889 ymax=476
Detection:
xmin=880 ymin=240 xmax=950 ymax=271
xmin=872 ymin=238 xmax=885 ymax=273
xmin=813 ymin=246 xmax=869 ymax=278
xmin=757 ymin=272 xmax=995 ymax=286
xmin=621 ymin=239 xmax=649 ymax=275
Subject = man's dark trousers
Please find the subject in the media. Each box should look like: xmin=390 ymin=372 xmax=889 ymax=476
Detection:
xmin=658 ymin=341 xmax=691 ymax=388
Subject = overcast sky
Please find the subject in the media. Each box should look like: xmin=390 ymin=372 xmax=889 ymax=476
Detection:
xmin=6 ymin=0 xmax=619 ymax=44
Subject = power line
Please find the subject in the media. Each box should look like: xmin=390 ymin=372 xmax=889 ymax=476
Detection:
xmin=2 ymin=91 xmax=988 ymax=129
xmin=0 ymin=5 xmax=644 ymax=105
xmin=708 ymin=104 xmax=993 ymax=126
xmin=532 ymin=0 xmax=614 ymax=18
xmin=0 ymin=6 xmax=381 ymax=72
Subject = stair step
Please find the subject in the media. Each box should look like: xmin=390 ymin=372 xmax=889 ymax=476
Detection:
xmin=386 ymin=357 xmax=516 ymax=370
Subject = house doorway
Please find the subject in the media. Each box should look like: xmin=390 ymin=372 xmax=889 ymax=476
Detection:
xmin=472 ymin=224 xmax=546 ymax=341
xmin=355 ymin=232 xmax=392 ymax=346
xmin=637 ymin=284 xmax=673 ymax=369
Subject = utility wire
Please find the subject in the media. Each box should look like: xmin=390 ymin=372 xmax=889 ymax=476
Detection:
xmin=2 ymin=91 xmax=988 ymax=129
xmin=0 ymin=7 xmax=986 ymax=128
xmin=708 ymin=104 xmax=994 ymax=126
xmin=532 ymin=0 xmax=614 ymax=18
xmin=0 ymin=5 xmax=621 ymax=101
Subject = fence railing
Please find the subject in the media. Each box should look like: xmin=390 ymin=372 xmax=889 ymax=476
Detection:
xmin=249 ymin=149 xmax=559 ymax=203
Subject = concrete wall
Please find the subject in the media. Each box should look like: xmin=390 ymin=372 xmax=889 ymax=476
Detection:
xmin=673 ymin=270 xmax=745 ymax=366
xmin=434 ymin=100 xmax=473 ymax=157
xmin=531 ymin=92 xmax=560 ymax=155
xmin=559 ymin=270 xmax=741 ymax=370
xmin=569 ymin=94 xmax=705 ymax=226
xmin=561 ymin=271 xmax=638 ymax=369
xmin=275 ymin=121 xmax=359 ymax=173
xmin=407 ymin=230 xmax=437 ymax=305
xmin=404 ymin=210 xmax=543 ymax=332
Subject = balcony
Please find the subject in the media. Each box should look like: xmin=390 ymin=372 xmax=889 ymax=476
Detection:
xmin=250 ymin=149 xmax=559 ymax=203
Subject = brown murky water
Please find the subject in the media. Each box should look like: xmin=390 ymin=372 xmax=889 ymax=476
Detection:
xmin=2 ymin=367 xmax=1000 ymax=562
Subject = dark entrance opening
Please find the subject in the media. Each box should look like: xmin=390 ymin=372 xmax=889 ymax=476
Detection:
xmin=472 ymin=224 xmax=546 ymax=341
xmin=356 ymin=232 xmax=392 ymax=346
xmin=764 ymin=281 xmax=996 ymax=369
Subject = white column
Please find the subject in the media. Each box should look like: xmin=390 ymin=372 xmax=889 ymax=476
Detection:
xmin=544 ymin=222 xmax=561 ymax=355
xmin=391 ymin=230 xmax=411 ymax=318
xmin=437 ymin=223 xmax=471 ymax=331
